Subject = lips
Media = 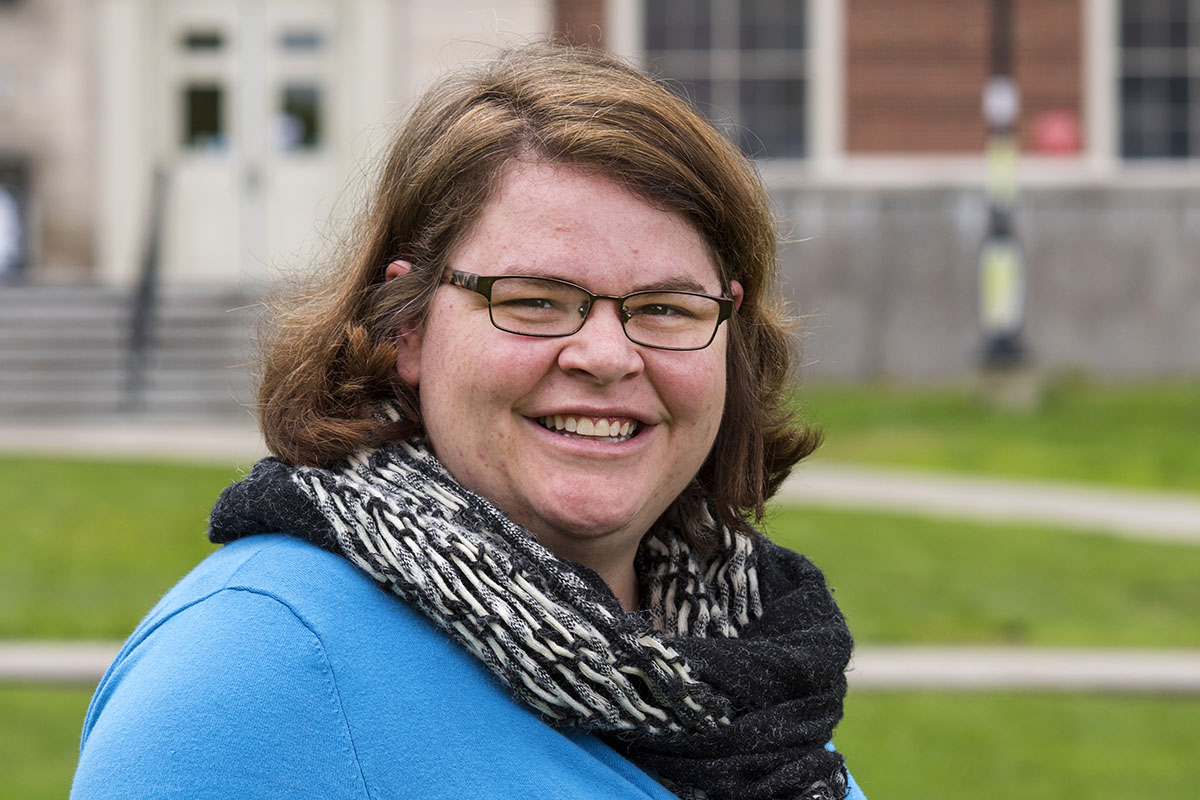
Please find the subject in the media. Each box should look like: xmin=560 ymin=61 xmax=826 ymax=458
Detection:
xmin=536 ymin=414 xmax=639 ymax=442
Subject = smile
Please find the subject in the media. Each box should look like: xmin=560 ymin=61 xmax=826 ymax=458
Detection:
xmin=537 ymin=414 xmax=640 ymax=443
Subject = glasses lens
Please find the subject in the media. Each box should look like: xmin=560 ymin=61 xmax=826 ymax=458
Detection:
xmin=622 ymin=292 xmax=721 ymax=350
xmin=488 ymin=277 xmax=587 ymax=336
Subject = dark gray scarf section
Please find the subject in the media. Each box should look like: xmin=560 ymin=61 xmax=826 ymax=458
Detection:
xmin=209 ymin=440 xmax=852 ymax=800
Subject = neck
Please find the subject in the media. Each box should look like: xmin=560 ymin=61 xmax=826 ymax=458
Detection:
xmin=532 ymin=532 xmax=641 ymax=611
xmin=593 ymin=561 xmax=640 ymax=612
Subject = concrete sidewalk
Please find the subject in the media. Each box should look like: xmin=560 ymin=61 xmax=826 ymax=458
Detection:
xmin=0 ymin=418 xmax=268 ymax=470
xmin=5 ymin=641 xmax=1199 ymax=692
xmin=780 ymin=464 xmax=1200 ymax=543
xmin=3 ymin=418 xmax=1197 ymax=542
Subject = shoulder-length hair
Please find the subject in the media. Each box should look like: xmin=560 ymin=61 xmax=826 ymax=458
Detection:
xmin=258 ymin=43 xmax=819 ymax=539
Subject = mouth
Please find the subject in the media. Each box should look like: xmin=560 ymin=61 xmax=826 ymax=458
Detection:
xmin=536 ymin=414 xmax=641 ymax=443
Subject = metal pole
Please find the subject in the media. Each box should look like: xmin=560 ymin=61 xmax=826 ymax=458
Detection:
xmin=979 ymin=0 xmax=1026 ymax=368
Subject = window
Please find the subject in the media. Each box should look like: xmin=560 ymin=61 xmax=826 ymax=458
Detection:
xmin=1120 ymin=0 xmax=1198 ymax=158
xmin=0 ymin=159 xmax=28 ymax=278
xmin=278 ymin=29 xmax=325 ymax=52
xmin=182 ymin=84 xmax=226 ymax=152
xmin=181 ymin=30 xmax=225 ymax=51
xmin=277 ymin=83 xmax=322 ymax=151
xmin=644 ymin=0 xmax=808 ymax=158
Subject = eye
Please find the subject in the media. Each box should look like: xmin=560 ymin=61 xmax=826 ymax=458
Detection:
xmin=637 ymin=302 xmax=694 ymax=318
xmin=626 ymin=296 xmax=702 ymax=320
xmin=500 ymin=296 xmax=559 ymax=310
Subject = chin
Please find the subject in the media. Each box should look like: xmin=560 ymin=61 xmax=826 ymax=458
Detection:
xmin=526 ymin=503 xmax=653 ymax=547
xmin=539 ymin=513 xmax=637 ymax=541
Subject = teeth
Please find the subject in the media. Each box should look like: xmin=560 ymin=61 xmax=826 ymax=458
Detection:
xmin=538 ymin=415 xmax=639 ymax=441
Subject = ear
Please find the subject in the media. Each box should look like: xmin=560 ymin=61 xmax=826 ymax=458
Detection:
xmin=385 ymin=259 xmax=413 ymax=282
xmin=386 ymin=260 xmax=423 ymax=386
xmin=730 ymin=280 xmax=744 ymax=311
xmin=395 ymin=328 xmax=423 ymax=386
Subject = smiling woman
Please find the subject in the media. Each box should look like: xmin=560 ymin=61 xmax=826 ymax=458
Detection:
xmin=388 ymin=162 xmax=735 ymax=609
xmin=71 ymin=44 xmax=863 ymax=800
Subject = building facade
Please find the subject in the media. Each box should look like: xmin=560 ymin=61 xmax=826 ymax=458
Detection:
xmin=0 ymin=0 xmax=95 ymax=279
xmin=2 ymin=0 xmax=1197 ymax=378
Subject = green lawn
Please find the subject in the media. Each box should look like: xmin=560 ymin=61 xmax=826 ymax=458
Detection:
xmin=5 ymin=686 xmax=1196 ymax=800
xmin=836 ymin=691 xmax=1200 ymax=800
xmin=798 ymin=379 xmax=1200 ymax=493
xmin=0 ymin=687 xmax=92 ymax=800
xmin=764 ymin=505 xmax=1200 ymax=647
xmin=0 ymin=457 xmax=233 ymax=639
xmin=2 ymin=445 xmax=1198 ymax=797
xmin=4 ymin=456 xmax=1199 ymax=646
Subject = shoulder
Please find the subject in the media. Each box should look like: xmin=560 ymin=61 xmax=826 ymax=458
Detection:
xmin=73 ymin=537 xmax=373 ymax=799
xmin=74 ymin=535 xmax=675 ymax=800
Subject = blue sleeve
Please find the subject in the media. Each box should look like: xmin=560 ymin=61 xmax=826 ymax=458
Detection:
xmin=71 ymin=588 xmax=369 ymax=800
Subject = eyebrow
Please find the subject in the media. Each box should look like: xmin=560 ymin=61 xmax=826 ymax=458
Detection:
xmin=504 ymin=267 xmax=716 ymax=296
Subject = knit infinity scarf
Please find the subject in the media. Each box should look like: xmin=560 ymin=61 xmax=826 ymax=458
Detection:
xmin=209 ymin=439 xmax=852 ymax=800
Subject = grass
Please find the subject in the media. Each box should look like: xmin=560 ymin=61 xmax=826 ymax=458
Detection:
xmin=3 ymin=686 xmax=1196 ymax=800
xmin=4 ymin=455 xmax=1198 ymax=647
xmin=2 ymin=436 xmax=1197 ymax=797
xmin=764 ymin=505 xmax=1200 ymax=647
xmin=836 ymin=691 xmax=1200 ymax=799
xmin=797 ymin=379 xmax=1200 ymax=493
xmin=0 ymin=457 xmax=235 ymax=639
xmin=0 ymin=686 xmax=91 ymax=800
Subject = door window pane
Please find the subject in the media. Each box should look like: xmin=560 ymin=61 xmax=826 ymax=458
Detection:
xmin=183 ymin=84 xmax=226 ymax=152
xmin=277 ymin=83 xmax=322 ymax=151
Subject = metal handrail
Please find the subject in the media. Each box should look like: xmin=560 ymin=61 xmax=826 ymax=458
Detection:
xmin=123 ymin=166 xmax=169 ymax=411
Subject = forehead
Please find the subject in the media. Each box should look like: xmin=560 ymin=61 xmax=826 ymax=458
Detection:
xmin=451 ymin=161 xmax=721 ymax=292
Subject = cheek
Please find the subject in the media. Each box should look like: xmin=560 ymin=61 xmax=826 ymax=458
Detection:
xmin=665 ymin=353 xmax=728 ymax=437
xmin=418 ymin=324 xmax=545 ymax=422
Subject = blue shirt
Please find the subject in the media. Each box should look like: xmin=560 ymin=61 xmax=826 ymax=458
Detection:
xmin=73 ymin=535 xmax=864 ymax=799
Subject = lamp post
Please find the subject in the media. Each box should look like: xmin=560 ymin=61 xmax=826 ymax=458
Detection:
xmin=979 ymin=0 xmax=1026 ymax=368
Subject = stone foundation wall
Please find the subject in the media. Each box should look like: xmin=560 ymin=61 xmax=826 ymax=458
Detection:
xmin=776 ymin=185 xmax=1200 ymax=381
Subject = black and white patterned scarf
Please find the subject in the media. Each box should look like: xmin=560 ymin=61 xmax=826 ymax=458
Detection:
xmin=209 ymin=439 xmax=852 ymax=800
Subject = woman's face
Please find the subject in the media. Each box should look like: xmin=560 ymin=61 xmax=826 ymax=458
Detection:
xmin=395 ymin=161 xmax=736 ymax=575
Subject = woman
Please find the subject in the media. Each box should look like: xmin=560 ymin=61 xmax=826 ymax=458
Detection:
xmin=73 ymin=45 xmax=863 ymax=800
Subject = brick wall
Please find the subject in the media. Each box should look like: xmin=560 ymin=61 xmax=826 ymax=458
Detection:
xmin=846 ymin=0 xmax=1082 ymax=153
xmin=554 ymin=0 xmax=606 ymax=46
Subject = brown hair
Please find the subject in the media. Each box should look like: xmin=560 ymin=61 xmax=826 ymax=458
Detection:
xmin=258 ymin=42 xmax=819 ymax=536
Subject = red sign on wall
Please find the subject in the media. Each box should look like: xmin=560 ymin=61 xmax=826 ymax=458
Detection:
xmin=1032 ymin=109 xmax=1082 ymax=155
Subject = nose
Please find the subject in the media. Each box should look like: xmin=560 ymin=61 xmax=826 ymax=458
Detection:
xmin=556 ymin=298 xmax=644 ymax=383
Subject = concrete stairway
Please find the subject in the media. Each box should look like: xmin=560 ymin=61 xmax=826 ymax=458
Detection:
xmin=0 ymin=284 xmax=257 ymax=418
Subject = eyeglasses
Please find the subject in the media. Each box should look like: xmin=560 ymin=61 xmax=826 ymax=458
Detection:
xmin=444 ymin=270 xmax=734 ymax=351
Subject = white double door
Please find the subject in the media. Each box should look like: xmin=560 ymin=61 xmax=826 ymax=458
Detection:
xmin=157 ymin=0 xmax=341 ymax=283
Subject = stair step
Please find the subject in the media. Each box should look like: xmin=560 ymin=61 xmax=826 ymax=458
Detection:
xmin=0 ymin=284 xmax=259 ymax=418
